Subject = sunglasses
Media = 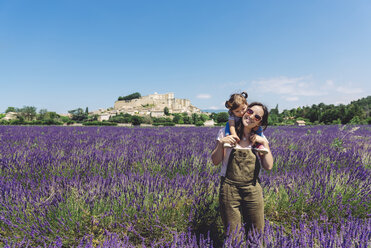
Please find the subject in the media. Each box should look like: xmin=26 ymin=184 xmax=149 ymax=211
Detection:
xmin=246 ymin=108 xmax=262 ymax=121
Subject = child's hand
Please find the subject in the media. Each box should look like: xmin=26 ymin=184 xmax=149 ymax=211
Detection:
xmin=250 ymin=134 xmax=267 ymax=146
xmin=231 ymin=134 xmax=240 ymax=142
xmin=250 ymin=134 xmax=257 ymax=145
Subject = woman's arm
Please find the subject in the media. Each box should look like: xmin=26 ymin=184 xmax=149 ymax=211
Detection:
xmin=260 ymin=142 xmax=274 ymax=170
xmin=251 ymin=135 xmax=274 ymax=170
xmin=211 ymin=136 xmax=237 ymax=165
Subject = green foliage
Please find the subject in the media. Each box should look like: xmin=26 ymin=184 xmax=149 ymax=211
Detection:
xmin=0 ymin=114 xmax=5 ymax=119
xmin=268 ymin=96 xmax=370 ymax=125
xmin=200 ymin=114 xmax=209 ymax=122
xmin=131 ymin=115 xmax=143 ymax=126
xmin=152 ymin=117 xmax=172 ymax=123
xmin=152 ymin=116 xmax=174 ymax=126
xmin=60 ymin=116 xmax=71 ymax=123
xmin=17 ymin=106 xmax=37 ymax=121
xmin=152 ymin=122 xmax=175 ymax=126
xmin=182 ymin=114 xmax=192 ymax=124
xmin=86 ymin=114 xmax=99 ymax=122
xmin=163 ymin=107 xmax=170 ymax=116
xmin=141 ymin=103 xmax=155 ymax=108
xmin=118 ymin=92 xmax=141 ymax=101
xmin=212 ymin=112 xmax=229 ymax=124
xmin=0 ymin=119 xmax=9 ymax=125
xmin=110 ymin=113 xmax=133 ymax=123
xmin=142 ymin=115 xmax=153 ymax=124
xmin=172 ymin=114 xmax=182 ymax=124
xmin=68 ymin=108 xmax=88 ymax=122
xmin=195 ymin=121 xmax=204 ymax=126
xmin=5 ymin=106 xmax=16 ymax=113
xmin=0 ymin=119 xmax=63 ymax=125
xmin=83 ymin=121 xmax=117 ymax=126
xmin=331 ymin=138 xmax=344 ymax=150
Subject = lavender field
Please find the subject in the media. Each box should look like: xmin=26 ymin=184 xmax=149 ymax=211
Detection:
xmin=0 ymin=125 xmax=370 ymax=247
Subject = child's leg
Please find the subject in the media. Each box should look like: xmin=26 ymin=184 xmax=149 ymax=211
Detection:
xmin=225 ymin=121 xmax=231 ymax=136
xmin=255 ymin=126 xmax=263 ymax=136
xmin=224 ymin=122 xmax=233 ymax=147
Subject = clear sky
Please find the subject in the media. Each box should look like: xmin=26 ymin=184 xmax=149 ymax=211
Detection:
xmin=1 ymin=0 xmax=370 ymax=113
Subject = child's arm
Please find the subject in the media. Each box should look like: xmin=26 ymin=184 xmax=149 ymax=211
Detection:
xmin=228 ymin=119 xmax=240 ymax=141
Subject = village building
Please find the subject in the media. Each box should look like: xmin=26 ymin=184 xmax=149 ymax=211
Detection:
xmin=296 ymin=120 xmax=306 ymax=126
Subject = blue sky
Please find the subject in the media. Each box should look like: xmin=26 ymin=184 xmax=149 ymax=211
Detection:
xmin=1 ymin=0 xmax=370 ymax=114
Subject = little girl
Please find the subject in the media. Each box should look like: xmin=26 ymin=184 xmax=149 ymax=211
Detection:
xmin=224 ymin=92 xmax=268 ymax=153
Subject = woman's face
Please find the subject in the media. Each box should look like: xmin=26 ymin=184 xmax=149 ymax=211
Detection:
xmin=242 ymin=105 xmax=264 ymax=127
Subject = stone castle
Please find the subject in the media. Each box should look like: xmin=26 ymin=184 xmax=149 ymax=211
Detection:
xmin=94 ymin=92 xmax=201 ymax=121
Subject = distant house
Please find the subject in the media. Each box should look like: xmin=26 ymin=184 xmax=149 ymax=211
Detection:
xmin=296 ymin=120 xmax=306 ymax=126
xmin=203 ymin=119 xmax=215 ymax=127
xmin=98 ymin=114 xmax=111 ymax=122
xmin=3 ymin=112 xmax=18 ymax=121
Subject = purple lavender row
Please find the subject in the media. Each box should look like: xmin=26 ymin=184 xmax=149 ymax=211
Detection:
xmin=3 ymin=217 xmax=370 ymax=247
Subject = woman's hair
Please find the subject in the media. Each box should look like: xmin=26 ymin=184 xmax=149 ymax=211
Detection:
xmin=225 ymin=92 xmax=248 ymax=111
xmin=249 ymin=102 xmax=269 ymax=131
xmin=236 ymin=102 xmax=269 ymax=139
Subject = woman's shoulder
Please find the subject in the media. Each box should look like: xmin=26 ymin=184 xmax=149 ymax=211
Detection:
xmin=216 ymin=127 xmax=225 ymax=141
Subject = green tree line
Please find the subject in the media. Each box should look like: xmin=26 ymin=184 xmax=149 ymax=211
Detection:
xmin=2 ymin=96 xmax=370 ymax=126
xmin=117 ymin=92 xmax=141 ymax=101
xmin=268 ymin=96 xmax=371 ymax=125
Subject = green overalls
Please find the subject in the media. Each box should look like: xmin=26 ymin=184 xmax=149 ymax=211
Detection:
xmin=219 ymin=148 xmax=264 ymax=239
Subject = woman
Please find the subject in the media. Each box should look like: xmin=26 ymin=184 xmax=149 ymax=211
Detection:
xmin=211 ymin=102 xmax=274 ymax=242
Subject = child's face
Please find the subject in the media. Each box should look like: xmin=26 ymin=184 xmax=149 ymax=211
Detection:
xmin=232 ymin=104 xmax=247 ymax=117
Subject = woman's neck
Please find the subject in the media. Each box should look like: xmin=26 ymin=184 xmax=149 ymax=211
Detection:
xmin=238 ymin=127 xmax=254 ymax=145
xmin=243 ymin=126 xmax=253 ymax=136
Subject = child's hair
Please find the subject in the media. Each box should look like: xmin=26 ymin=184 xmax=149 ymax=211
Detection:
xmin=225 ymin=92 xmax=248 ymax=111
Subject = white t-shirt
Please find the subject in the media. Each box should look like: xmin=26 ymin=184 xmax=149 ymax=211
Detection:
xmin=215 ymin=128 xmax=266 ymax=177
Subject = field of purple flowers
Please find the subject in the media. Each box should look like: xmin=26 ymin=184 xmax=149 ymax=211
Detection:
xmin=0 ymin=125 xmax=370 ymax=247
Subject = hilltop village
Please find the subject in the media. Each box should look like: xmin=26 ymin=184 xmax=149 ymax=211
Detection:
xmin=94 ymin=92 xmax=202 ymax=121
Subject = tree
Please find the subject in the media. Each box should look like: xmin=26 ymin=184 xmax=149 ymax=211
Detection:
xmin=131 ymin=115 xmax=143 ymax=126
xmin=172 ymin=114 xmax=182 ymax=124
xmin=5 ymin=107 xmax=16 ymax=113
xmin=118 ymin=92 xmax=141 ymax=101
xmin=18 ymin=106 xmax=37 ymax=121
xmin=85 ymin=107 xmax=89 ymax=115
xmin=200 ymin=114 xmax=209 ymax=122
xmin=68 ymin=108 xmax=88 ymax=122
xmin=192 ymin=113 xmax=199 ymax=124
xmin=215 ymin=112 xmax=229 ymax=124
xmin=110 ymin=113 xmax=132 ymax=123
xmin=269 ymin=104 xmax=280 ymax=125
xmin=183 ymin=115 xmax=192 ymax=124
xmin=164 ymin=107 xmax=170 ymax=116
xmin=38 ymin=109 xmax=48 ymax=120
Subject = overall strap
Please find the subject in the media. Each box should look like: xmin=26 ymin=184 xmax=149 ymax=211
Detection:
xmin=251 ymin=149 xmax=261 ymax=186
